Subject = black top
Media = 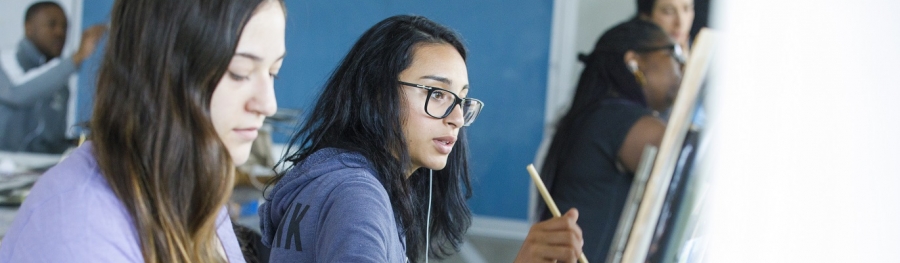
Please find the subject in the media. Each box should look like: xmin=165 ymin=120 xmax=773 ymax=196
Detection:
xmin=541 ymin=99 xmax=650 ymax=262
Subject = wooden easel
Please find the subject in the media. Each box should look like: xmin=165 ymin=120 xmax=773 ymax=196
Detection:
xmin=619 ymin=28 xmax=717 ymax=263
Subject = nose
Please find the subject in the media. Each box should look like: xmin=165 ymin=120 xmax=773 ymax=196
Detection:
xmin=247 ymin=76 xmax=278 ymax=117
xmin=444 ymin=102 xmax=465 ymax=128
xmin=674 ymin=10 xmax=683 ymax=28
xmin=677 ymin=8 xmax=691 ymax=32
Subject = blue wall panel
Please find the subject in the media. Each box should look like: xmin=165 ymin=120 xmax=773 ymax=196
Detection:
xmin=75 ymin=0 xmax=113 ymax=132
xmin=79 ymin=0 xmax=552 ymax=220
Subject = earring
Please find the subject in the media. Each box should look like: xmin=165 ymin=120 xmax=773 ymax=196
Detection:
xmin=635 ymin=71 xmax=647 ymax=87
xmin=628 ymin=61 xmax=647 ymax=86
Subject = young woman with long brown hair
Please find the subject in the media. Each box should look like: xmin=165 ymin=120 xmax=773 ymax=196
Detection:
xmin=0 ymin=0 xmax=286 ymax=262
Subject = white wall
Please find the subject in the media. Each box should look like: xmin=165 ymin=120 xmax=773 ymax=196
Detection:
xmin=544 ymin=0 xmax=635 ymax=133
xmin=706 ymin=0 xmax=900 ymax=261
xmin=571 ymin=0 xmax=636 ymax=102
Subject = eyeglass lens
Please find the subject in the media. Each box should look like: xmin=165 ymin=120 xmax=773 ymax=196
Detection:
xmin=425 ymin=89 xmax=483 ymax=126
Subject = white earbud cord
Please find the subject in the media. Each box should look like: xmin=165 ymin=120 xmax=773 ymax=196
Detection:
xmin=425 ymin=169 xmax=433 ymax=263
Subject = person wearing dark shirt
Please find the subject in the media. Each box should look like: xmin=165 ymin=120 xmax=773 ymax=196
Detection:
xmin=538 ymin=19 xmax=685 ymax=262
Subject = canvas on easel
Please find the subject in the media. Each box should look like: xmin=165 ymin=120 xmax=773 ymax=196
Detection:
xmin=659 ymin=126 xmax=712 ymax=263
xmin=619 ymin=28 xmax=716 ymax=263
xmin=644 ymin=127 xmax=701 ymax=263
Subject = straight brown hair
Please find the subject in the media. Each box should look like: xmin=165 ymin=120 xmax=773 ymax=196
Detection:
xmin=91 ymin=0 xmax=282 ymax=261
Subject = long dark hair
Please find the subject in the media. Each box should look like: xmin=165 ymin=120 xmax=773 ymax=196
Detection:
xmin=91 ymin=0 xmax=283 ymax=262
xmin=270 ymin=15 xmax=472 ymax=262
xmin=539 ymin=19 xmax=669 ymax=215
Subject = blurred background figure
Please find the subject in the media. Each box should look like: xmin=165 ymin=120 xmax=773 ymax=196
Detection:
xmin=538 ymin=19 xmax=683 ymax=262
xmin=636 ymin=0 xmax=694 ymax=56
xmin=0 ymin=1 xmax=104 ymax=153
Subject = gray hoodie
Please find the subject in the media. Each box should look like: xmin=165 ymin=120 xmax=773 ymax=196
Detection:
xmin=0 ymin=39 xmax=75 ymax=153
xmin=260 ymin=148 xmax=408 ymax=262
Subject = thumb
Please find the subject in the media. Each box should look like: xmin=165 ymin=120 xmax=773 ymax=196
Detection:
xmin=565 ymin=208 xmax=579 ymax=221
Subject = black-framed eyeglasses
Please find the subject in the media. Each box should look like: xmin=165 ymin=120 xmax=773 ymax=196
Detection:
xmin=635 ymin=44 xmax=686 ymax=65
xmin=399 ymin=81 xmax=484 ymax=127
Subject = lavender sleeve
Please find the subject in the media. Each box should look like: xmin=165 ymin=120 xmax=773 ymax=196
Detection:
xmin=0 ymin=146 xmax=143 ymax=262
xmin=0 ymin=143 xmax=247 ymax=263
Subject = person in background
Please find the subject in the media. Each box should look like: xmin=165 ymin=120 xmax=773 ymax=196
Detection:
xmin=0 ymin=1 xmax=105 ymax=153
xmin=261 ymin=15 xmax=584 ymax=263
xmin=636 ymin=0 xmax=695 ymax=57
xmin=0 ymin=0 xmax=285 ymax=262
xmin=538 ymin=19 xmax=684 ymax=262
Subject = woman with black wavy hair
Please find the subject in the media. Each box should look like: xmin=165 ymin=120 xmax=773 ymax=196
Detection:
xmin=262 ymin=15 xmax=584 ymax=263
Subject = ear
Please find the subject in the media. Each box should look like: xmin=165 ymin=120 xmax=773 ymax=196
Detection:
xmin=624 ymin=51 xmax=639 ymax=72
xmin=639 ymin=13 xmax=652 ymax=20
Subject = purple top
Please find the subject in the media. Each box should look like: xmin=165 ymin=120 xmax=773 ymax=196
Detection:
xmin=0 ymin=142 xmax=246 ymax=262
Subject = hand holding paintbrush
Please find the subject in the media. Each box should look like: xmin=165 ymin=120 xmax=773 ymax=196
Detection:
xmin=511 ymin=164 xmax=589 ymax=263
